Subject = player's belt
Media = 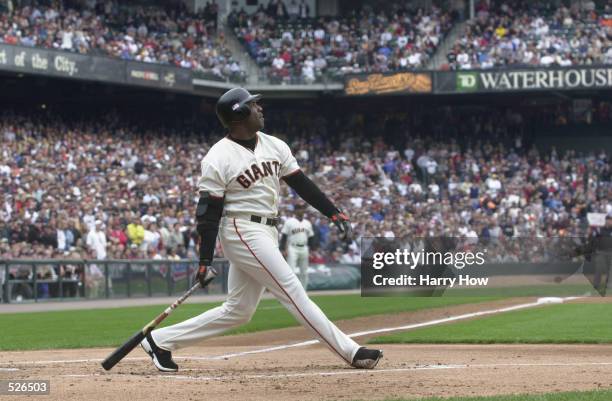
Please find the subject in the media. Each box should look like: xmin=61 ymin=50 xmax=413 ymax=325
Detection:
xmin=291 ymin=243 xmax=306 ymax=247
xmin=250 ymin=215 xmax=279 ymax=226
xmin=225 ymin=212 xmax=279 ymax=226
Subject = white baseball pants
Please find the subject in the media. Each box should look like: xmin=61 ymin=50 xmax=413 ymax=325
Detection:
xmin=151 ymin=217 xmax=360 ymax=365
xmin=287 ymin=244 xmax=309 ymax=289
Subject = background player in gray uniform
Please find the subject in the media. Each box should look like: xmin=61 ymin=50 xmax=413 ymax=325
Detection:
xmin=280 ymin=204 xmax=315 ymax=289
xmin=589 ymin=215 xmax=612 ymax=295
xmin=140 ymin=87 xmax=382 ymax=372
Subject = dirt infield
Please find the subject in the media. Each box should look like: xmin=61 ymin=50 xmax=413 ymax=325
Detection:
xmin=2 ymin=298 xmax=611 ymax=401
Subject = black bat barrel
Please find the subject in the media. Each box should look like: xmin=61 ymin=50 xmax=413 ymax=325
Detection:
xmin=101 ymin=330 xmax=146 ymax=371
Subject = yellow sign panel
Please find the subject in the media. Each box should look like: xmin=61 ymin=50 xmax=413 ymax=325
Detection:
xmin=345 ymin=72 xmax=432 ymax=95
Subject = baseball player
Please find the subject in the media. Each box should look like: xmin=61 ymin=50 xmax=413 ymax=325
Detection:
xmin=141 ymin=88 xmax=382 ymax=372
xmin=280 ymin=204 xmax=315 ymax=289
xmin=589 ymin=215 xmax=612 ymax=295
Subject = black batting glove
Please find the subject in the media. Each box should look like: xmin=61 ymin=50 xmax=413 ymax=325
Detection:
xmin=331 ymin=210 xmax=352 ymax=242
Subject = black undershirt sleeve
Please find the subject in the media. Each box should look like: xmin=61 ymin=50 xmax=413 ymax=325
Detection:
xmin=280 ymin=234 xmax=287 ymax=250
xmin=282 ymin=171 xmax=338 ymax=218
xmin=195 ymin=194 xmax=224 ymax=265
xmin=198 ymin=221 xmax=220 ymax=265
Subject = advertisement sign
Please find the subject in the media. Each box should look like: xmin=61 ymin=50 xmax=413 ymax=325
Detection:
xmin=345 ymin=72 xmax=432 ymax=95
xmin=436 ymin=66 xmax=612 ymax=93
xmin=0 ymin=44 xmax=192 ymax=92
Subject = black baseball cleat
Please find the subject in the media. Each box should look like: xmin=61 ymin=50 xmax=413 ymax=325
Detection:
xmin=141 ymin=332 xmax=178 ymax=372
xmin=351 ymin=347 xmax=383 ymax=369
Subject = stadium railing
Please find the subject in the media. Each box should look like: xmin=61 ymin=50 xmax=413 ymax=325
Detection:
xmin=0 ymin=259 xmax=230 ymax=304
xmin=0 ymin=259 xmax=361 ymax=303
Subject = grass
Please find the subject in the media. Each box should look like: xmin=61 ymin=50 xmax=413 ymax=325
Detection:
xmin=362 ymin=389 xmax=612 ymax=401
xmin=369 ymin=303 xmax=612 ymax=345
xmin=0 ymin=295 xmax=499 ymax=351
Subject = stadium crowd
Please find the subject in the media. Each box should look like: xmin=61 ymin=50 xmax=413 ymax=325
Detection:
xmin=1 ymin=103 xmax=610 ymax=271
xmin=446 ymin=0 xmax=612 ymax=69
xmin=2 ymin=0 xmax=611 ymax=86
xmin=0 ymin=0 xmax=245 ymax=81
xmin=230 ymin=2 xmax=454 ymax=83
xmin=230 ymin=0 xmax=612 ymax=81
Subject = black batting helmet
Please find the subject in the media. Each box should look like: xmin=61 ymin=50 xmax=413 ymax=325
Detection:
xmin=215 ymin=87 xmax=262 ymax=128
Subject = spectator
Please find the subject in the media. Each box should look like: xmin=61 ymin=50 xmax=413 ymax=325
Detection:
xmin=127 ymin=216 xmax=145 ymax=246
xmin=86 ymin=220 xmax=107 ymax=260
xmin=298 ymin=0 xmax=310 ymax=19
xmin=109 ymin=221 xmax=128 ymax=247
xmin=287 ymin=0 xmax=299 ymax=21
xmin=340 ymin=248 xmax=360 ymax=264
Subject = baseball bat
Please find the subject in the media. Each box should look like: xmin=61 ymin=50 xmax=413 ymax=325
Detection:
xmin=101 ymin=266 xmax=218 ymax=371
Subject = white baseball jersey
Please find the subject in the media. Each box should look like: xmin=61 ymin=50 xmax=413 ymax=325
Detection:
xmin=282 ymin=217 xmax=314 ymax=246
xmin=197 ymin=132 xmax=299 ymax=216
